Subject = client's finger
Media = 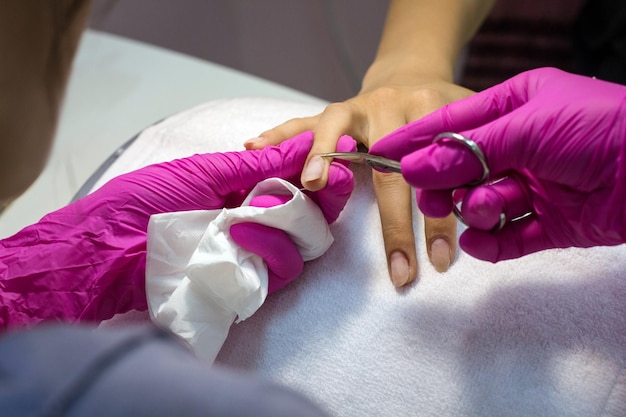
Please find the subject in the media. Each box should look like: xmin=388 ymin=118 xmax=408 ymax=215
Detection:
xmin=373 ymin=172 xmax=418 ymax=286
xmin=304 ymin=135 xmax=356 ymax=223
xmin=367 ymin=107 xmax=420 ymax=285
xmin=302 ymin=103 xmax=362 ymax=191
xmin=245 ymin=115 xmax=320 ymax=149
xmin=424 ymin=213 xmax=457 ymax=272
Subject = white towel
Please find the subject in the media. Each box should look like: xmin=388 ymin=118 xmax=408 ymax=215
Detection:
xmin=98 ymin=97 xmax=626 ymax=417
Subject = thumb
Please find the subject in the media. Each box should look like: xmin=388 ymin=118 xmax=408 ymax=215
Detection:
xmin=305 ymin=134 xmax=356 ymax=223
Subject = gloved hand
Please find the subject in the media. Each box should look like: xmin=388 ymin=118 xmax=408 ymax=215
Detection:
xmin=370 ymin=67 xmax=626 ymax=262
xmin=0 ymin=132 xmax=355 ymax=328
xmin=230 ymin=194 xmax=309 ymax=294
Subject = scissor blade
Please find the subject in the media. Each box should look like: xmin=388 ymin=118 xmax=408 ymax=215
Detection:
xmin=319 ymin=152 xmax=368 ymax=163
xmin=319 ymin=152 xmax=402 ymax=173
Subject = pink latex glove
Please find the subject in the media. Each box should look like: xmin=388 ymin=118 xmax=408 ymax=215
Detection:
xmin=231 ymin=194 xmax=307 ymax=294
xmin=370 ymin=67 xmax=626 ymax=262
xmin=0 ymin=132 xmax=355 ymax=329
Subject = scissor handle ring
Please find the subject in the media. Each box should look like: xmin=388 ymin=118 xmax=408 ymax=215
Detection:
xmin=434 ymin=132 xmax=496 ymax=228
xmin=433 ymin=132 xmax=490 ymax=186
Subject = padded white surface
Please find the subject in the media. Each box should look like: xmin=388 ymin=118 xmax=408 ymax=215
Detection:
xmin=100 ymin=98 xmax=625 ymax=417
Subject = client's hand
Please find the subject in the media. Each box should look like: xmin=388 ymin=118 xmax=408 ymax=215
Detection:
xmin=245 ymin=77 xmax=474 ymax=285
xmin=371 ymin=67 xmax=626 ymax=262
xmin=0 ymin=132 xmax=355 ymax=328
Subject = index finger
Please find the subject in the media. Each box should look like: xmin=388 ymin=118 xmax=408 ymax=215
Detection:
xmin=301 ymin=102 xmax=365 ymax=191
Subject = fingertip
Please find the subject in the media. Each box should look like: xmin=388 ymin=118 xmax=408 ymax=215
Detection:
xmin=243 ymin=137 xmax=267 ymax=150
xmin=459 ymin=229 xmax=500 ymax=263
xmin=429 ymin=237 xmax=452 ymax=272
xmin=424 ymin=214 xmax=457 ymax=273
xmin=246 ymin=129 xmax=291 ymax=149
xmin=247 ymin=122 xmax=315 ymax=150
xmin=336 ymin=135 xmax=357 ymax=153
xmin=248 ymin=194 xmax=292 ymax=208
xmin=301 ymin=155 xmax=329 ymax=190
xmin=390 ymin=251 xmax=412 ymax=287
xmin=416 ymin=189 xmax=454 ymax=218
xmin=462 ymin=186 xmax=505 ymax=231
xmin=301 ymin=178 xmax=327 ymax=192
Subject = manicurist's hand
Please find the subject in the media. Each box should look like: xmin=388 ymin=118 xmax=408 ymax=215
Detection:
xmin=245 ymin=0 xmax=496 ymax=285
xmin=0 ymin=132 xmax=355 ymax=328
xmin=371 ymin=67 xmax=626 ymax=262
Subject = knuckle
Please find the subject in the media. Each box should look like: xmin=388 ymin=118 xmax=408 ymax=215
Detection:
xmin=276 ymin=117 xmax=308 ymax=132
xmin=367 ymin=86 xmax=403 ymax=105
xmin=322 ymin=102 xmax=354 ymax=118
xmin=407 ymin=87 xmax=447 ymax=107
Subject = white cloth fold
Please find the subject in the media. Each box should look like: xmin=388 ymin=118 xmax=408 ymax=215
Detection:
xmin=145 ymin=177 xmax=333 ymax=363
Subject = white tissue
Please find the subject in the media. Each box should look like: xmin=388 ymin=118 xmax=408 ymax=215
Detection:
xmin=145 ymin=178 xmax=333 ymax=363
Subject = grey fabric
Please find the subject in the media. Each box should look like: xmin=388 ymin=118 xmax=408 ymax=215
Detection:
xmin=0 ymin=324 xmax=330 ymax=417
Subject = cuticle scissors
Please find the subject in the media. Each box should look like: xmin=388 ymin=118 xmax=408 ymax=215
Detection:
xmin=319 ymin=132 xmax=495 ymax=229
xmin=318 ymin=152 xmax=402 ymax=173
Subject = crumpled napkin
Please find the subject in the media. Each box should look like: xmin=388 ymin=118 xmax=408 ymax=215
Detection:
xmin=145 ymin=178 xmax=333 ymax=363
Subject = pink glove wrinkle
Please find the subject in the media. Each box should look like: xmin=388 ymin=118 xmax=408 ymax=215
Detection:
xmin=230 ymin=134 xmax=357 ymax=294
xmin=230 ymin=194 xmax=304 ymax=295
xmin=371 ymin=67 xmax=626 ymax=262
xmin=0 ymin=131 xmax=355 ymax=329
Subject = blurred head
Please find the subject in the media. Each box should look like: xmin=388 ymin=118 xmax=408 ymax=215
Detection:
xmin=0 ymin=1 xmax=92 ymax=209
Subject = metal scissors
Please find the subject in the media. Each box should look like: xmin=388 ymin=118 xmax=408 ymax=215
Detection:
xmin=320 ymin=132 xmax=496 ymax=229
xmin=321 ymin=132 xmax=489 ymax=180
xmin=319 ymin=152 xmax=402 ymax=173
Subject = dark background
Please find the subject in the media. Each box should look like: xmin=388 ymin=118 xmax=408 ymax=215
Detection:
xmin=89 ymin=0 xmax=624 ymax=101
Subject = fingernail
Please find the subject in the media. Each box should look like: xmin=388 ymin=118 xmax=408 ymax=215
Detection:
xmin=430 ymin=238 xmax=451 ymax=272
xmin=301 ymin=155 xmax=326 ymax=184
xmin=244 ymin=137 xmax=264 ymax=149
xmin=390 ymin=251 xmax=410 ymax=287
